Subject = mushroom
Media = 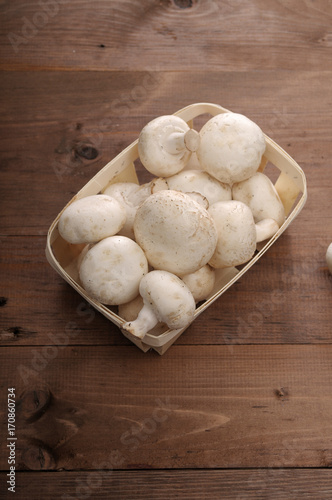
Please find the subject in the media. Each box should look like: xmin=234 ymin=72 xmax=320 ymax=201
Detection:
xmin=255 ymin=218 xmax=280 ymax=243
xmin=208 ymin=200 xmax=257 ymax=268
xmin=122 ymin=270 xmax=196 ymax=339
xmin=196 ymin=112 xmax=266 ymax=185
xmin=133 ymin=190 xmax=218 ymax=276
xmin=326 ymin=243 xmax=332 ymax=274
xmin=103 ymin=181 xmax=152 ymax=239
xmin=118 ymin=294 xmax=167 ymax=335
xmin=232 ymin=172 xmax=286 ymax=229
xmin=138 ymin=115 xmax=200 ymax=177
xmin=79 ymin=236 xmax=148 ymax=305
xmin=58 ymin=194 xmax=126 ymax=244
xmin=118 ymin=294 xmax=145 ymax=322
xmin=152 ymin=169 xmax=232 ymax=207
xmin=181 ymin=265 xmax=216 ymax=302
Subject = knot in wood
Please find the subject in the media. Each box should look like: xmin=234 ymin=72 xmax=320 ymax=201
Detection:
xmin=173 ymin=0 xmax=194 ymax=8
xmin=21 ymin=443 xmax=56 ymax=471
xmin=75 ymin=144 xmax=99 ymax=160
xmin=17 ymin=388 xmax=51 ymax=422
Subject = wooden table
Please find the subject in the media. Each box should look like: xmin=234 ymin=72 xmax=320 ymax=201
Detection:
xmin=1 ymin=1 xmax=332 ymax=498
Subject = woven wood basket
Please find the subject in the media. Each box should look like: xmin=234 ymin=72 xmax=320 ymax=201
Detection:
xmin=46 ymin=102 xmax=307 ymax=355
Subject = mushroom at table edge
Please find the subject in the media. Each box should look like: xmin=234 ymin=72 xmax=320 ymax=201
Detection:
xmin=326 ymin=243 xmax=332 ymax=274
xmin=138 ymin=115 xmax=200 ymax=177
xmin=122 ymin=270 xmax=196 ymax=339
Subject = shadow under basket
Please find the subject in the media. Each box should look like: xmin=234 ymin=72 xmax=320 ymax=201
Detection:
xmin=45 ymin=102 xmax=308 ymax=355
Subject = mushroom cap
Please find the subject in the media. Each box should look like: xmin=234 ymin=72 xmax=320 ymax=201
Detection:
xmin=133 ymin=190 xmax=218 ymax=276
xmin=232 ymin=172 xmax=285 ymax=227
xmin=139 ymin=270 xmax=196 ymax=329
xmin=58 ymin=194 xmax=126 ymax=244
xmin=103 ymin=182 xmax=152 ymax=239
xmin=181 ymin=265 xmax=216 ymax=302
xmin=208 ymin=200 xmax=257 ymax=268
xmin=196 ymin=112 xmax=266 ymax=184
xmin=163 ymin=169 xmax=232 ymax=206
xmin=118 ymin=294 xmax=144 ymax=322
xmin=79 ymin=236 xmax=148 ymax=305
xmin=138 ymin=115 xmax=192 ymax=177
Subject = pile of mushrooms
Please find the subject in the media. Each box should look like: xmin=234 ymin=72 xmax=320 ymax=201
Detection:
xmin=58 ymin=110 xmax=287 ymax=340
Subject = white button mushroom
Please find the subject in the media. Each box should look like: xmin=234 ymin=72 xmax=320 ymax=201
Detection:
xmin=138 ymin=115 xmax=200 ymax=177
xmin=196 ymin=112 xmax=266 ymax=185
xmin=118 ymin=294 xmax=145 ymax=322
xmin=208 ymin=200 xmax=257 ymax=268
xmin=103 ymin=181 xmax=152 ymax=239
xmin=58 ymin=194 xmax=126 ymax=244
xmin=122 ymin=270 xmax=196 ymax=339
xmin=326 ymin=243 xmax=332 ymax=274
xmin=133 ymin=190 xmax=218 ymax=276
xmin=232 ymin=172 xmax=286 ymax=228
xmin=79 ymin=236 xmax=148 ymax=305
xmin=119 ymin=294 xmax=167 ymax=336
xmin=155 ymin=169 xmax=232 ymax=207
xmin=181 ymin=265 xmax=216 ymax=303
xmin=255 ymin=218 xmax=280 ymax=243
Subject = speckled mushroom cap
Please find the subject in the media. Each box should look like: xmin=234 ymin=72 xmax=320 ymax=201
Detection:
xmin=58 ymin=194 xmax=126 ymax=244
xmin=163 ymin=169 xmax=232 ymax=206
xmin=79 ymin=236 xmax=148 ymax=305
xmin=133 ymin=190 xmax=218 ymax=276
xmin=197 ymin=112 xmax=266 ymax=185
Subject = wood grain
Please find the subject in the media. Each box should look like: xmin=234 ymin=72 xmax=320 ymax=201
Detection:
xmin=1 ymin=469 xmax=332 ymax=499
xmin=1 ymin=345 xmax=332 ymax=471
xmin=1 ymin=234 xmax=331 ymax=347
xmin=1 ymin=70 xmax=331 ymax=237
xmin=1 ymin=0 xmax=332 ymax=496
xmin=1 ymin=0 xmax=332 ymax=71
xmin=0 ymin=69 xmax=331 ymax=351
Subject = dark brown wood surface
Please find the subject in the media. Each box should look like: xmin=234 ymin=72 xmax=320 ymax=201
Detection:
xmin=1 ymin=0 xmax=332 ymax=498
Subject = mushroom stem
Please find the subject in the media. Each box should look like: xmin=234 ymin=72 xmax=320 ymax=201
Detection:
xmin=255 ymin=218 xmax=280 ymax=243
xmin=184 ymin=129 xmax=200 ymax=152
xmin=123 ymin=305 xmax=158 ymax=340
xmin=164 ymin=129 xmax=200 ymax=155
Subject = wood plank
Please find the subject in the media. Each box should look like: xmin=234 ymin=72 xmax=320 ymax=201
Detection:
xmin=1 ymin=345 xmax=332 ymax=470
xmin=1 ymin=234 xmax=331 ymax=347
xmin=1 ymin=469 xmax=332 ymax=499
xmin=1 ymin=0 xmax=332 ymax=71
xmin=0 ymin=236 xmax=131 ymax=347
xmin=1 ymin=70 xmax=331 ymax=348
xmin=1 ymin=69 xmax=332 ymax=236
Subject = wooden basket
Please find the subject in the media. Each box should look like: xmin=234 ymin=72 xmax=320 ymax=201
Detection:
xmin=46 ymin=103 xmax=307 ymax=355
